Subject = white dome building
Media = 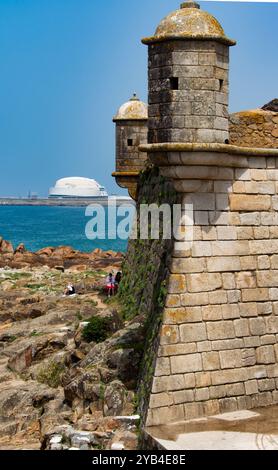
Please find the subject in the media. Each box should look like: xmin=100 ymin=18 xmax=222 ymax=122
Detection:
xmin=49 ymin=177 xmax=108 ymax=199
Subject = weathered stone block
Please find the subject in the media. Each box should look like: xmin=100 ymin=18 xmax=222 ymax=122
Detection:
xmin=212 ymin=338 xmax=243 ymax=351
xmin=149 ymin=392 xmax=173 ymax=409
xmin=152 ymin=374 xmax=185 ymax=393
xmin=146 ymin=404 xmax=184 ymax=427
xmin=163 ymin=307 xmax=185 ymax=325
xmin=234 ymin=319 xmax=249 ymax=337
xmin=239 ymin=212 xmax=260 ymax=226
xmin=211 ymin=368 xmax=248 ymax=385
xmin=244 ymin=380 xmax=258 ymax=395
xmin=195 ymin=388 xmax=210 ymax=401
xmin=173 ymin=390 xmax=194 ymax=404
xmin=257 ymin=270 xmax=278 ymax=287
xmin=250 ymin=240 xmax=278 ymax=255
xmin=250 ymin=169 xmax=267 ymax=181
xmin=258 ymin=378 xmax=276 ymax=392
xmin=256 ymin=346 xmax=275 ymax=364
xmin=165 ymin=295 xmax=181 ymax=308
xmin=208 ymin=290 xmax=227 ymax=304
xmin=261 ymin=334 xmax=276 ymax=345
xmin=207 ymin=321 xmax=235 ymax=340
xmin=227 ymin=290 xmax=241 ymax=303
xmin=171 ymin=258 xmax=206 ymax=274
xmin=211 ymin=240 xmax=249 ymax=256
xmin=245 ymin=181 xmax=275 ymax=194
xmin=184 ymin=402 xmax=204 ymax=421
xmin=207 ymin=256 xmax=240 ymax=272
xmin=195 ymin=371 xmax=211 ymax=388
xmin=168 ymin=274 xmax=186 ymax=293
xmin=219 ymin=349 xmax=242 ymax=369
xmin=249 ymin=318 xmax=266 ymax=336
xmin=241 ymin=288 xmax=269 ymax=302
xmin=181 ymin=292 xmax=209 ymax=307
xmin=192 ymin=241 xmax=212 ymax=257
xmin=222 ymin=304 xmax=240 ymax=320
xmin=265 ymin=316 xmax=278 ymax=334
xmin=214 ymin=181 xmax=233 ymax=193
xmin=235 ymin=271 xmax=256 ymax=289
xmin=237 ymin=227 xmax=254 ymax=240
xmin=170 ymin=353 xmax=203 ymax=374
xmin=155 ymin=357 xmax=171 ymax=377
xmin=201 ymin=227 xmax=217 ymax=240
xmin=186 ymin=272 xmax=222 ymax=292
xmin=225 ymin=383 xmax=245 ymax=397
xmin=239 ymin=302 xmax=258 ymax=317
xmin=184 ymin=307 xmax=203 ymax=323
xmin=202 ymin=351 xmax=220 ymax=371
xmin=222 ymin=273 xmax=236 ymax=289
xmin=161 ymin=325 xmax=180 ymax=345
xmin=184 ymin=373 xmax=196 ymax=389
xmin=202 ymin=305 xmax=222 ymax=321
xmin=159 ymin=343 xmax=197 ymax=357
xmin=229 ymin=194 xmax=271 ymax=211
xmin=257 ymin=255 xmax=270 ymax=269
xmin=244 ymin=336 xmax=260 ymax=348
xmin=242 ymin=348 xmax=256 ymax=366
xmin=179 ymin=323 xmax=207 ymax=343
xmin=197 ymin=341 xmax=212 ymax=352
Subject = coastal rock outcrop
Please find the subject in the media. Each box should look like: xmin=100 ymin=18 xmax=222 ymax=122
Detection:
xmin=0 ymin=236 xmax=123 ymax=270
xmin=0 ymin=254 xmax=140 ymax=450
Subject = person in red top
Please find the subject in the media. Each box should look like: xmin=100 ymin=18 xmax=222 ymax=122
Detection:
xmin=106 ymin=273 xmax=115 ymax=297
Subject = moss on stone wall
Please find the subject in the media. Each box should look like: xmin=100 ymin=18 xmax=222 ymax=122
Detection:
xmin=118 ymin=165 xmax=178 ymax=427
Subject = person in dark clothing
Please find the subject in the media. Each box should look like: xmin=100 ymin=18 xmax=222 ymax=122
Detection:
xmin=64 ymin=283 xmax=75 ymax=296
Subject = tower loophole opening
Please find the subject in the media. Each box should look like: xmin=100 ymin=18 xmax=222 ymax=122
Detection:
xmin=170 ymin=77 xmax=179 ymax=90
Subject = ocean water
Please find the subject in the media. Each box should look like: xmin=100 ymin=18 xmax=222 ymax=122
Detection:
xmin=0 ymin=205 xmax=132 ymax=253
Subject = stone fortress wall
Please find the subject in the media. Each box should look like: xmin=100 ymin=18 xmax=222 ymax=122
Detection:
xmin=113 ymin=1 xmax=278 ymax=429
xmin=145 ymin=148 xmax=278 ymax=426
xmin=230 ymin=106 xmax=278 ymax=149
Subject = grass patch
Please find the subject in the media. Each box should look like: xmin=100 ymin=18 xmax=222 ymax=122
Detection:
xmin=24 ymin=283 xmax=46 ymax=291
xmin=82 ymin=316 xmax=110 ymax=343
xmin=37 ymin=360 xmax=65 ymax=388
xmin=29 ymin=330 xmax=42 ymax=337
xmin=4 ymin=272 xmax=32 ymax=281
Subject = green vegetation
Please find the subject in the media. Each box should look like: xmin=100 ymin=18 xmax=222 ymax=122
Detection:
xmin=82 ymin=316 xmax=110 ymax=343
xmin=29 ymin=330 xmax=42 ymax=337
xmin=85 ymin=299 xmax=98 ymax=307
xmin=24 ymin=283 xmax=45 ymax=291
xmin=37 ymin=360 xmax=65 ymax=388
xmin=4 ymin=271 xmax=32 ymax=281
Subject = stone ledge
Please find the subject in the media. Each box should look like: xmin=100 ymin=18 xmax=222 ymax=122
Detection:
xmin=140 ymin=142 xmax=278 ymax=158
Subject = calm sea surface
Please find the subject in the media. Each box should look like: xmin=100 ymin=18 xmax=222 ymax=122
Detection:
xmin=0 ymin=206 xmax=130 ymax=253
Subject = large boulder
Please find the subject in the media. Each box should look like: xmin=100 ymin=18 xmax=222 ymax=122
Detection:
xmin=0 ymin=238 xmax=14 ymax=254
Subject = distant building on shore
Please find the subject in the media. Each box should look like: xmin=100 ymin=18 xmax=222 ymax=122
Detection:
xmin=49 ymin=177 xmax=108 ymax=199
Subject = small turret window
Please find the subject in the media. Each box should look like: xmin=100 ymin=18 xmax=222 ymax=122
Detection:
xmin=219 ymin=79 xmax=224 ymax=91
xmin=127 ymin=139 xmax=133 ymax=147
xmin=170 ymin=77 xmax=179 ymax=90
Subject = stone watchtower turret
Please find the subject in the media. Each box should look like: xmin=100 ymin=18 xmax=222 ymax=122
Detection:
xmin=112 ymin=94 xmax=148 ymax=199
xmin=142 ymin=1 xmax=236 ymax=144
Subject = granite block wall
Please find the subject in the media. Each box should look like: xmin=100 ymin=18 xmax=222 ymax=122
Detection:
xmin=145 ymin=152 xmax=278 ymax=426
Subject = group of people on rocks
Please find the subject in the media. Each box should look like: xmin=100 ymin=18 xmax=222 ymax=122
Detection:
xmin=105 ymin=271 xmax=122 ymax=297
xmin=63 ymin=271 xmax=122 ymax=298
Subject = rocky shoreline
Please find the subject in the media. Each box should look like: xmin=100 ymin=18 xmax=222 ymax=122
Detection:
xmin=0 ymin=237 xmax=142 ymax=450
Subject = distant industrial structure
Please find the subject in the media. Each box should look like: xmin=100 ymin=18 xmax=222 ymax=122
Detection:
xmin=49 ymin=177 xmax=108 ymax=199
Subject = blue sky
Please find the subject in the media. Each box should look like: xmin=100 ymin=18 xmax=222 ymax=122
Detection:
xmin=0 ymin=0 xmax=277 ymax=197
